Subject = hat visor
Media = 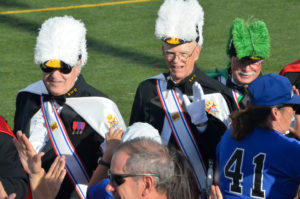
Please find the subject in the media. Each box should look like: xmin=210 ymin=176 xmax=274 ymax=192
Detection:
xmin=283 ymin=95 xmax=300 ymax=105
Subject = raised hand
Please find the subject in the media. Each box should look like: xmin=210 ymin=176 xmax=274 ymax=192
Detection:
xmin=209 ymin=185 xmax=223 ymax=199
xmin=89 ymin=127 xmax=124 ymax=187
xmin=13 ymin=131 xmax=44 ymax=176
xmin=182 ymin=82 xmax=208 ymax=126
xmin=103 ymin=127 xmax=124 ymax=162
xmin=42 ymin=156 xmax=66 ymax=199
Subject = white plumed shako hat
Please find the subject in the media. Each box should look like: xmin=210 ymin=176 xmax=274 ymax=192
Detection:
xmin=155 ymin=0 xmax=204 ymax=46
xmin=34 ymin=15 xmax=88 ymax=68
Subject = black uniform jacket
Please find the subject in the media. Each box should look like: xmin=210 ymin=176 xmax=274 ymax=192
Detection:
xmin=0 ymin=118 xmax=28 ymax=199
xmin=130 ymin=67 xmax=238 ymax=168
xmin=14 ymin=75 xmax=107 ymax=199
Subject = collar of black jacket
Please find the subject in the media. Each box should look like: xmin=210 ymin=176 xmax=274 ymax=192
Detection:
xmin=44 ymin=74 xmax=87 ymax=105
xmin=165 ymin=67 xmax=199 ymax=95
xmin=226 ymin=77 xmax=248 ymax=95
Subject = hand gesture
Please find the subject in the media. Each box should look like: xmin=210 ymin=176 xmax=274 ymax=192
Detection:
xmin=292 ymin=85 xmax=299 ymax=96
xmin=42 ymin=156 xmax=66 ymax=199
xmin=182 ymin=82 xmax=208 ymax=126
xmin=209 ymin=185 xmax=223 ymax=199
xmin=103 ymin=127 xmax=124 ymax=162
xmin=13 ymin=131 xmax=44 ymax=176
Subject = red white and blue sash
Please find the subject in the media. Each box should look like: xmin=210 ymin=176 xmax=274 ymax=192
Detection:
xmin=156 ymin=79 xmax=207 ymax=190
xmin=232 ymin=89 xmax=241 ymax=110
xmin=40 ymin=96 xmax=89 ymax=199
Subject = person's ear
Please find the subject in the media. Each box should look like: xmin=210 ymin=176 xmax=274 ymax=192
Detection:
xmin=270 ymin=107 xmax=279 ymax=121
xmin=193 ymin=45 xmax=201 ymax=61
xmin=161 ymin=45 xmax=165 ymax=56
xmin=73 ymin=65 xmax=81 ymax=76
xmin=141 ymin=175 xmax=155 ymax=197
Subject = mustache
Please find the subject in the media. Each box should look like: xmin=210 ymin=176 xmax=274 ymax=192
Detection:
xmin=237 ymin=71 xmax=256 ymax=76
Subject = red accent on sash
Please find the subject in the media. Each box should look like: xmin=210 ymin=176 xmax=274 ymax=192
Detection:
xmin=0 ymin=116 xmax=14 ymax=138
xmin=279 ymin=60 xmax=300 ymax=75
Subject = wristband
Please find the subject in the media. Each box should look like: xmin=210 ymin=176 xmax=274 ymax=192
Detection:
xmin=97 ymin=157 xmax=110 ymax=168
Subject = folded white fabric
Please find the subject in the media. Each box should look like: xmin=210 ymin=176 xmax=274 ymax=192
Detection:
xmin=122 ymin=122 xmax=162 ymax=144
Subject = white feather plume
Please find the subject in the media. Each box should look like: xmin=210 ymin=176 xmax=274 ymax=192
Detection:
xmin=155 ymin=0 xmax=204 ymax=45
xmin=34 ymin=15 xmax=88 ymax=67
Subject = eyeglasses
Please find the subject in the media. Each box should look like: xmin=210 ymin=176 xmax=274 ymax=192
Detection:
xmin=107 ymin=169 xmax=158 ymax=186
xmin=164 ymin=45 xmax=197 ymax=62
xmin=231 ymin=56 xmax=263 ymax=68
xmin=40 ymin=60 xmax=73 ymax=74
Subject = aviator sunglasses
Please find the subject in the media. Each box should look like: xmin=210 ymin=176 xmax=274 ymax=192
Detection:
xmin=107 ymin=169 xmax=158 ymax=186
xmin=40 ymin=60 xmax=73 ymax=74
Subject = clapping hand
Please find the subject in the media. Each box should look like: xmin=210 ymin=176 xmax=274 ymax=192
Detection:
xmin=13 ymin=131 xmax=44 ymax=177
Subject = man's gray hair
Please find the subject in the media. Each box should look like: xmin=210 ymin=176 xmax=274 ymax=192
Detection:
xmin=114 ymin=138 xmax=175 ymax=194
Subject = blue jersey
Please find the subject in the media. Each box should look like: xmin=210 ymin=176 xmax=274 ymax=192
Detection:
xmin=217 ymin=127 xmax=300 ymax=199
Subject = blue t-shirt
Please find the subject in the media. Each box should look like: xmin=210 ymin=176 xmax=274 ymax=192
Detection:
xmin=217 ymin=127 xmax=300 ymax=199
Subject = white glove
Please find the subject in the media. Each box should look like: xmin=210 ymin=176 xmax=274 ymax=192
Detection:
xmin=182 ymin=82 xmax=208 ymax=125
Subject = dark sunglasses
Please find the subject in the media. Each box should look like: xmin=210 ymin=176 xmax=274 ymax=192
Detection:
xmin=40 ymin=60 xmax=73 ymax=74
xmin=107 ymin=169 xmax=158 ymax=186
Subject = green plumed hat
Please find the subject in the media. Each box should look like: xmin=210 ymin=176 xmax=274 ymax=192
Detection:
xmin=226 ymin=18 xmax=270 ymax=60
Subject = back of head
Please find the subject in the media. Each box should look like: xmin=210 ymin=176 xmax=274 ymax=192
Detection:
xmin=115 ymin=138 xmax=174 ymax=195
xmin=226 ymin=18 xmax=270 ymax=61
xmin=168 ymin=147 xmax=200 ymax=199
xmin=155 ymin=0 xmax=204 ymax=46
xmin=34 ymin=15 xmax=88 ymax=67
xmin=230 ymin=105 xmax=272 ymax=141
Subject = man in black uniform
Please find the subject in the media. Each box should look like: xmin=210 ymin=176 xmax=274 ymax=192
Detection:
xmin=14 ymin=16 xmax=125 ymax=199
xmin=206 ymin=18 xmax=270 ymax=110
xmin=129 ymin=0 xmax=237 ymax=194
xmin=0 ymin=116 xmax=28 ymax=199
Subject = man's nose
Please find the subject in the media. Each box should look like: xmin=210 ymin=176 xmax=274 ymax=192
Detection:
xmin=105 ymin=181 xmax=115 ymax=192
xmin=49 ymin=69 xmax=61 ymax=77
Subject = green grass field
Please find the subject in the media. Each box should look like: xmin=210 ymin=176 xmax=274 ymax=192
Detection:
xmin=0 ymin=0 xmax=299 ymax=127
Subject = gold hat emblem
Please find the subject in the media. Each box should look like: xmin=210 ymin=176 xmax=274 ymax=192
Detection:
xmin=45 ymin=59 xmax=61 ymax=68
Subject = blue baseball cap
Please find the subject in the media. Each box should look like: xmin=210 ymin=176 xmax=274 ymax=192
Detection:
xmin=248 ymin=73 xmax=300 ymax=106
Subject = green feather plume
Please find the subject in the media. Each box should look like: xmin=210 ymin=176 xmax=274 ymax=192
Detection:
xmin=226 ymin=18 xmax=270 ymax=59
